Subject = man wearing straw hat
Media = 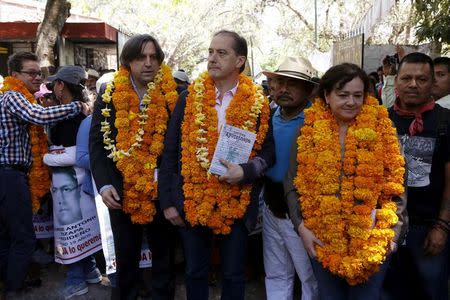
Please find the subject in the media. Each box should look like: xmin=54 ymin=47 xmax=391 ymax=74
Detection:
xmin=262 ymin=57 xmax=319 ymax=300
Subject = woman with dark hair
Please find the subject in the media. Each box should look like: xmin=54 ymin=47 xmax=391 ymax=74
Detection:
xmin=283 ymin=63 xmax=407 ymax=299
xmin=42 ymin=65 xmax=101 ymax=299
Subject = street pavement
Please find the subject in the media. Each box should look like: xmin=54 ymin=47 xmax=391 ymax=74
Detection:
xmin=1 ymin=263 xmax=267 ymax=300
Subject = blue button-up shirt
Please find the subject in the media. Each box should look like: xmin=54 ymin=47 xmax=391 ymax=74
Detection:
xmin=265 ymin=102 xmax=311 ymax=182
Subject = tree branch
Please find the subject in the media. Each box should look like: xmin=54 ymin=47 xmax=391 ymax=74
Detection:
xmin=284 ymin=0 xmax=314 ymax=32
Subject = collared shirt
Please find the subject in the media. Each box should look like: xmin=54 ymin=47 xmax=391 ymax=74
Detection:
xmin=265 ymin=102 xmax=311 ymax=182
xmin=437 ymin=94 xmax=450 ymax=109
xmin=0 ymin=90 xmax=81 ymax=168
xmin=215 ymin=84 xmax=238 ymax=132
xmin=130 ymin=75 xmax=145 ymax=108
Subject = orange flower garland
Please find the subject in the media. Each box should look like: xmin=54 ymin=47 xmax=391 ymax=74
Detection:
xmin=101 ymin=64 xmax=178 ymax=224
xmin=181 ymin=72 xmax=270 ymax=234
xmin=1 ymin=76 xmax=50 ymax=213
xmin=294 ymin=96 xmax=405 ymax=285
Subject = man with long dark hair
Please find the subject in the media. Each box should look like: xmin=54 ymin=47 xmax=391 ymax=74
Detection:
xmin=90 ymin=34 xmax=178 ymax=300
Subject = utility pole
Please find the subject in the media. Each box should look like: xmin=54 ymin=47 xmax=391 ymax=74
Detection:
xmin=314 ymin=0 xmax=319 ymax=76
xmin=314 ymin=0 xmax=318 ymax=49
xmin=250 ymin=37 xmax=254 ymax=78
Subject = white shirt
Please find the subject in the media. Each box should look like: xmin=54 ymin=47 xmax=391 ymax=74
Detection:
xmin=214 ymin=84 xmax=238 ymax=132
xmin=436 ymin=94 xmax=450 ymax=109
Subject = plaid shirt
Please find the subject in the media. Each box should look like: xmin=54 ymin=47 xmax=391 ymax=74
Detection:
xmin=0 ymin=90 xmax=82 ymax=168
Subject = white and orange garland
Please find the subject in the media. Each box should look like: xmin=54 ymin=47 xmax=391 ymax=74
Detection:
xmin=181 ymin=72 xmax=270 ymax=234
xmin=101 ymin=64 xmax=177 ymax=224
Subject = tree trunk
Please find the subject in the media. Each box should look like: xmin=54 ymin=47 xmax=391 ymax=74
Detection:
xmin=430 ymin=40 xmax=442 ymax=58
xmin=35 ymin=0 xmax=71 ymax=70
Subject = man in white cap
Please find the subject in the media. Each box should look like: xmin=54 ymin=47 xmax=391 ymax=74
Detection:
xmin=173 ymin=69 xmax=190 ymax=92
xmin=262 ymin=57 xmax=319 ymax=300
xmin=85 ymin=68 xmax=100 ymax=103
xmin=85 ymin=68 xmax=100 ymax=93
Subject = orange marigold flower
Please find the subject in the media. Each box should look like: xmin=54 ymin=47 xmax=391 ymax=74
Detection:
xmin=181 ymin=72 xmax=269 ymax=234
xmin=1 ymin=77 xmax=50 ymax=213
xmin=294 ymin=97 xmax=404 ymax=285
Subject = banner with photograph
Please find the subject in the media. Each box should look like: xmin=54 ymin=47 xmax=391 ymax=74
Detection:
xmin=92 ymin=177 xmax=152 ymax=274
xmin=52 ymin=166 xmax=102 ymax=264
xmin=139 ymin=237 xmax=152 ymax=268
xmin=33 ymin=214 xmax=54 ymax=239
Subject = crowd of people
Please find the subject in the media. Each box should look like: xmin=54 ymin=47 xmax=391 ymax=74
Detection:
xmin=0 ymin=30 xmax=449 ymax=300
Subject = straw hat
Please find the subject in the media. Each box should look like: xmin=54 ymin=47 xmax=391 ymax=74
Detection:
xmin=263 ymin=57 xmax=317 ymax=85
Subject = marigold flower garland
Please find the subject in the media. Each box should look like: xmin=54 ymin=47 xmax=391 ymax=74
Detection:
xmin=294 ymin=96 xmax=405 ymax=285
xmin=1 ymin=76 xmax=50 ymax=213
xmin=101 ymin=64 xmax=178 ymax=224
xmin=181 ymin=72 xmax=270 ymax=234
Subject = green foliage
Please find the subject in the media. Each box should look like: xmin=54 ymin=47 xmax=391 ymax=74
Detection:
xmin=70 ymin=0 xmax=266 ymax=74
xmin=68 ymin=0 xmax=374 ymax=74
xmin=414 ymin=0 xmax=450 ymax=43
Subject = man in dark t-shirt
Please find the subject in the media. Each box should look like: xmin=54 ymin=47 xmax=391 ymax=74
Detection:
xmin=388 ymin=52 xmax=450 ymax=300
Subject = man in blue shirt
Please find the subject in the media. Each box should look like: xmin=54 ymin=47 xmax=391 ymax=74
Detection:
xmin=262 ymin=57 xmax=319 ymax=300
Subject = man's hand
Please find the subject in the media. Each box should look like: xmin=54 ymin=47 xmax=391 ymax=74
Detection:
xmin=81 ymin=102 xmax=92 ymax=116
xmin=218 ymin=159 xmax=244 ymax=184
xmin=298 ymin=221 xmax=324 ymax=258
xmin=100 ymin=186 xmax=122 ymax=209
xmin=164 ymin=207 xmax=185 ymax=226
xmin=424 ymin=227 xmax=448 ymax=256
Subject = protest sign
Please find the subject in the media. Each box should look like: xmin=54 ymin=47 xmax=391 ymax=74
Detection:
xmin=92 ymin=177 xmax=152 ymax=274
xmin=52 ymin=166 xmax=102 ymax=264
xmin=33 ymin=214 xmax=54 ymax=239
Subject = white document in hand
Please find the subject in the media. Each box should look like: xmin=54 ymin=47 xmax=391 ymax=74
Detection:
xmin=209 ymin=124 xmax=257 ymax=176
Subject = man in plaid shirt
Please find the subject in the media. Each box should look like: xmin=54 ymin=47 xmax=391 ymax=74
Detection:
xmin=0 ymin=52 xmax=88 ymax=297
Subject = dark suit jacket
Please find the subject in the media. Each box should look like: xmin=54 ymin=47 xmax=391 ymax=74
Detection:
xmin=158 ymin=90 xmax=276 ymax=232
xmin=89 ymin=85 xmax=172 ymax=204
xmin=89 ymin=86 xmax=125 ymax=197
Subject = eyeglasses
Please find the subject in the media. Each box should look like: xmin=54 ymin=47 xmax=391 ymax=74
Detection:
xmin=51 ymin=184 xmax=80 ymax=196
xmin=19 ymin=70 xmax=42 ymax=78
